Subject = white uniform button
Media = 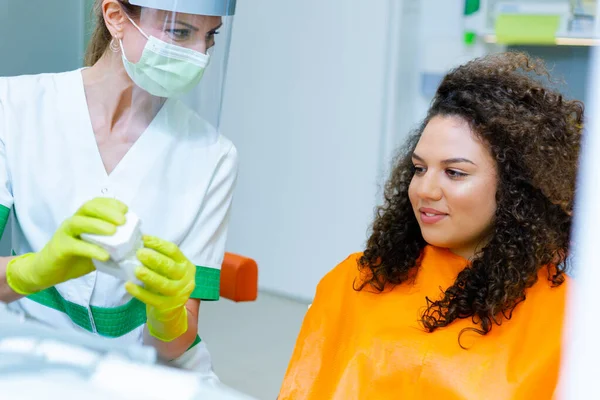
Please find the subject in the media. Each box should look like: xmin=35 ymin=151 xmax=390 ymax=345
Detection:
xmin=101 ymin=187 xmax=109 ymax=194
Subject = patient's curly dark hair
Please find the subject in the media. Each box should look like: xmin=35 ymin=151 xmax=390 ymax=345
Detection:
xmin=358 ymin=52 xmax=582 ymax=339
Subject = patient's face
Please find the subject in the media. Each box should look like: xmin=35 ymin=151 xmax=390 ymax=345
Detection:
xmin=408 ymin=115 xmax=498 ymax=260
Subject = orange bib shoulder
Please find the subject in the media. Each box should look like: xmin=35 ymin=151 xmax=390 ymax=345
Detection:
xmin=279 ymin=247 xmax=568 ymax=400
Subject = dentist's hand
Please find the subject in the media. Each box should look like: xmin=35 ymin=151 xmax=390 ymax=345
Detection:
xmin=6 ymin=198 xmax=127 ymax=295
xmin=126 ymin=235 xmax=196 ymax=342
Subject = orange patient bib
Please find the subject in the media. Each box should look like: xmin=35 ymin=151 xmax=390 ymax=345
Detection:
xmin=279 ymin=246 xmax=568 ymax=400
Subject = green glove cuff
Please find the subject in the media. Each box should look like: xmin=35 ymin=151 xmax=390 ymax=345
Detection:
xmin=6 ymin=253 xmax=38 ymax=296
xmin=147 ymin=305 xmax=188 ymax=342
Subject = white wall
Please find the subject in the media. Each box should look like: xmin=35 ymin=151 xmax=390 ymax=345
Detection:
xmin=220 ymin=0 xmax=401 ymax=301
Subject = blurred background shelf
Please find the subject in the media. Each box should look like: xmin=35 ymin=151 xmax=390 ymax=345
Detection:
xmin=465 ymin=0 xmax=600 ymax=46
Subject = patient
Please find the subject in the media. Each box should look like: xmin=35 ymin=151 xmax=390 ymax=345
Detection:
xmin=279 ymin=53 xmax=582 ymax=400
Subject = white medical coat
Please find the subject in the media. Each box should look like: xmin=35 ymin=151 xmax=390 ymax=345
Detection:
xmin=0 ymin=69 xmax=238 ymax=372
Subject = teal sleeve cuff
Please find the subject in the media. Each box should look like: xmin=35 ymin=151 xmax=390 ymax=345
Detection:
xmin=0 ymin=205 xmax=10 ymax=239
xmin=190 ymin=265 xmax=220 ymax=300
xmin=188 ymin=334 xmax=201 ymax=350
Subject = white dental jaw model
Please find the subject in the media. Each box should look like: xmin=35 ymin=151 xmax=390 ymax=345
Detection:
xmin=81 ymin=212 xmax=144 ymax=285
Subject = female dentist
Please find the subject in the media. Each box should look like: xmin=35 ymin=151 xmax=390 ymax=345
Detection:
xmin=0 ymin=0 xmax=237 ymax=375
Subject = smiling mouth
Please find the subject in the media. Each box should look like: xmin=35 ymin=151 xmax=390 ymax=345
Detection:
xmin=418 ymin=210 xmax=448 ymax=224
xmin=418 ymin=207 xmax=448 ymax=216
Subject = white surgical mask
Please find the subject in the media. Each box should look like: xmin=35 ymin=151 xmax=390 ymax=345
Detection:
xmin=120 ymin=16 xmax=210 ymax=98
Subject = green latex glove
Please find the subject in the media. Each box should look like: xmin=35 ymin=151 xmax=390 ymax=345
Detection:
xmin=126 ymin=235 xmax=196 ymax=342
xmin=6 ymin=198 xmax=128 ymax=295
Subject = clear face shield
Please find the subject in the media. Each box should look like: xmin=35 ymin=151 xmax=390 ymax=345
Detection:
xmin=114 ymin=0 xmax=235 ymax=130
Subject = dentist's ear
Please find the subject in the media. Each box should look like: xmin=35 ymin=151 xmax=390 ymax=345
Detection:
xmin=102 ymin=0 xmax=128 ymax=40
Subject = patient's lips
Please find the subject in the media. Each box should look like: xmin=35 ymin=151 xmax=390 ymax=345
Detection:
xmin=418 ymin=207 xmax=447 ymax=224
